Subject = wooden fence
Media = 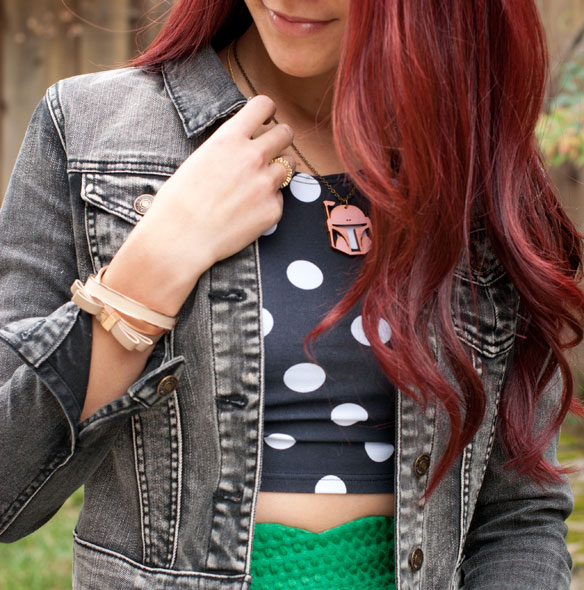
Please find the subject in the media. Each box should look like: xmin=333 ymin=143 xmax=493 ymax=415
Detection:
xmin=1 ymin=0 xmax=583 ymax=223
xmin=0 ymin=0 xmax=166 ymax=193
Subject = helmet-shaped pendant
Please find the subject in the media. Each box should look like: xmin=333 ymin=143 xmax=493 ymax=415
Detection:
xmin=323 ymin=200 xmax=372 ymax=256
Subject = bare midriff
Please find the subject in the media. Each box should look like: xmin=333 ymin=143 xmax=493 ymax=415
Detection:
xmin=256 ymin=492 xmax=395 ymax=533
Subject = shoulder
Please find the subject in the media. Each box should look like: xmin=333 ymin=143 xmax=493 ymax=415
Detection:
xmin=47 ymin=67 xmax=165 ymax=125
xmin=43 ymin=66 xmax=189 ymax=166
xmin=45 ymin=66 xmax=170 ymax=133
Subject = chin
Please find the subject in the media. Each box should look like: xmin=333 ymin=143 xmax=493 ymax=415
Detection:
xmin=265 ymin=43 xmax=338 ymax=79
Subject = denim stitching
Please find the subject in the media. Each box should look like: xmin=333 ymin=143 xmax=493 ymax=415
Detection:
xmin=169 ymin=387 xmax=183 ymax=568
xmin=0 ymin=449 xmax=72 ymax=535
xmin=132 ymin=414 xmax=151 ymax=563
xmin=69 ymin=160 xmax=177 ymax=175
xmin=166 ymin=396 xmax=180 ymax=566
xmin=45 ymin=84 xmax=67 ymax=152
xmin=73 ymin=533 xmax=250 ymax=580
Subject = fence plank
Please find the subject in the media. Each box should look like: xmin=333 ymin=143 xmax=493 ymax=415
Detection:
xmin=0 ymin=0 xmax=156 ymax=196
xmin=1 ymin=0 xmax=80 ymax=196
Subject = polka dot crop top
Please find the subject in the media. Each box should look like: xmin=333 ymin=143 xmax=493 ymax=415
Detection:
xmin=259 ymin=172 xmax=396 ymax=495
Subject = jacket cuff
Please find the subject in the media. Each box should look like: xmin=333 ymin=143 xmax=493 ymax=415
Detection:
xmin=0 ymin=301 xmax=185 ymax=442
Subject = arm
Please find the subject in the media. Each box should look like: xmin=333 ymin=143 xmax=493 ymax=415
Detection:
xmin=460 ymin=372 xmax=573 ymax=589
xmin=0 ymin=96 xmax=182 ymax=542
xmin=0 ymin=86 xmax=294 ymax=542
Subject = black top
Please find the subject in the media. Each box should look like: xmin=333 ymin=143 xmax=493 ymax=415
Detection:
xmin=259 ymin=171 xmax=396 ymax=494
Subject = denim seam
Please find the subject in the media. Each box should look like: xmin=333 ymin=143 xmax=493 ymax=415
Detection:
xmin=45 ymin=84 xmax=67 ymax=152
xmin=73 ymin=533 xmax=250 ymax=580
xmin=0 ymin=444 xmax=73 ymax=536
xmin=246 ymin=239 xmax=266 ymax=574
xmin=455 ymin=349 xmax=511 ymax=572
xmin=452 ymin=279 xmax=515 ymax=359
xmin=486 ymin=281 xmax=504 ymax=350
xmin=81 ymin=175 xmax=142 ymax=225
xmin=206 ymin=266 xmax=226 ymax=572
xmin=69 ymin=160 xmax=177 ymax=175
xmin=419 ymin=348 xmax=439 ymax=589
xmin=0 ymin=307 xmax=81 ymax=369
xmin=161 ymin=65 xmax=192 ymax=137
xmin=165 ymin=396 xmax=180 ymax=566
xmin=162 ymin=63 xmax=247 ymax=139
xmin=453 ymin=268 xmax=506 ymax=286
xmin=132 ymin=414 xmax=151 ymax=563
xmin=0 ymin=325 xmax=80 ymax=442
xmin=170 ymin=389 xmax=183 ymax=568
xmin=168 ymin=328 xmax=183 ymax=569
xmin=452 ymin=324 xmax=514 ymax=359
xmin=457 ymin=442 xmax=473 ymax=567
xmin=394 ymin=389 xmax=403 ymax=590
xmin=83 ymin=194 xmax=102 ymax=271
xmin=455 ymin=353 xmax=484 ymax=570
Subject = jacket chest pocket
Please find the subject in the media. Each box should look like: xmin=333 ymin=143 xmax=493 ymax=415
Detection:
xmin=452 ymin=229 xmax=519 ymax=360
xmin=81 ymin=172 xmax=170 ymax=270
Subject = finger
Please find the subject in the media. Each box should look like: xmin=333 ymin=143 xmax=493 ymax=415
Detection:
xmin=253 ymin=123 xmax=295 ymax=161
xmin=268 ymin=156 xmax=297 ymax=189
xmin=223 ymin=95 xmax=277 ymax=139
xmin=250 ymin=122 xmax=274 ymax=140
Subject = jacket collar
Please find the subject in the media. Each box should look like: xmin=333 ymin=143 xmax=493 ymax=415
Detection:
xmin=162 ymin=45 xmax=248 ymax=139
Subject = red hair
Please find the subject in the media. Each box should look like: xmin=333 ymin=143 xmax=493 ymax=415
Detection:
xmin=134 ymin=0 xmax=584 ymax=491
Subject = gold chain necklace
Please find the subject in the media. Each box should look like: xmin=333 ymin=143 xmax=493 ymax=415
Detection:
xmin=227 ymin=39 xmax=372 ymax=256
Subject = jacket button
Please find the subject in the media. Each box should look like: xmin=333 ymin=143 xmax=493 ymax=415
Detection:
xmin=133 ymin=194 xmax=154 ymax=215
xmin=414 ymin=453 xmax=430 ymax=477
xmin=409 ymin=547 xmax=424 ymax=571
xmin=157 ymin=375 xmax=179 ymax=397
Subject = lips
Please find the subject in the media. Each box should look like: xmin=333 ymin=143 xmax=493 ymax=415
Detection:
xmin=266 ymin=7 xmax=335 ymax=36
xmin=269 ymin=8 xmax=332 ymax=24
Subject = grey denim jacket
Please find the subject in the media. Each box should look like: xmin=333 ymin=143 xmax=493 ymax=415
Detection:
xmin=0 ymin=45 xmax=573 ymax=590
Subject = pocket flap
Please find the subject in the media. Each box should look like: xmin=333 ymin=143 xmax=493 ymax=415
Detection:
xmin=81 ymin=172 xmax=170 ymax=225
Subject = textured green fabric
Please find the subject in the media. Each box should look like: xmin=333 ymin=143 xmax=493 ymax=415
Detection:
xmin=250 ymin=516 xmax=396 ymax=590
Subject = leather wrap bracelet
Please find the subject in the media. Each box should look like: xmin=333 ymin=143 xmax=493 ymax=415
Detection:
xmin=70 ymin=266 xmax=178 ymax=352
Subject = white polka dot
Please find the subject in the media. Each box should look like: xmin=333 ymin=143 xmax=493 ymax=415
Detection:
xmin=330 ymin=403 xmax=368 ymax=426
xmin=262 ymin=223 xmax=278 ymax=236
xmin=286 ymin=260 xmax=323 ymax=290
xmin=265 ymin=433 xmax=296 ymax=450
xmin=289 ymin=173 xmax=321 ymax=202
xmin=350 ymin=316 xmax=392 ymax=346
xmin=262 ymin=308 xmax=274 ymax=337
xmin=364 ymin=442 xmax=395 ymax=462
xmin=315 ymin=475 xmax=347 ymax=494
xmin=283 ymin=363 xmax=326 ymax=393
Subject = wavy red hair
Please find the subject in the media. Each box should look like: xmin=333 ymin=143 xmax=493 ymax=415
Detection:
xmin=133 ymin=0 xmax=584 ymax=491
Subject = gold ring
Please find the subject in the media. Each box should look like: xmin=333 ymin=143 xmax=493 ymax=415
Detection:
xmin=270 ymin=157 xmax=293 ymax=189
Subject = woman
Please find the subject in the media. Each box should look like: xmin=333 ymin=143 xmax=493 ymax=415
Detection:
xmin=0 ymin=0 xmax=582 ymax=588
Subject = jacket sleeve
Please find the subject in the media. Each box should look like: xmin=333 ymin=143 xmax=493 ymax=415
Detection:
xmin=460 ymin=371 xmax=573 ymax=589
xmin=0 ymin=92 xmax=184 ymax=542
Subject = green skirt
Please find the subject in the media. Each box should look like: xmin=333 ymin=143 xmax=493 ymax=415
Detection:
xmin=250 ymin=516 xmax=396 ymax=590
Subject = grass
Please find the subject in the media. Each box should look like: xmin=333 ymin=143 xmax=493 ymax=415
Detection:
xmin=561 ymin=420 xmax=584 ymax=582
xmin=1 ymin=432 xmax=584 ymax=589
xmin=0 ymin=488 xmax=83 ymax=590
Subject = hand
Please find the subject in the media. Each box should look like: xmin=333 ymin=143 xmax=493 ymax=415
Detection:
xmin=105 ymin=95 xmax=295 ymax=315
xmin=155 ymin=94 xmax=295 ymax=266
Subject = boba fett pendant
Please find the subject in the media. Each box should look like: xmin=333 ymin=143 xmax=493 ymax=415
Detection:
xmin=323 ymin=200 xmax=372 ymax=256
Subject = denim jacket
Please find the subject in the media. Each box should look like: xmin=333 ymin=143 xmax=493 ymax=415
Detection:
xmin=0 ymin=45 xmax=573 ymax=589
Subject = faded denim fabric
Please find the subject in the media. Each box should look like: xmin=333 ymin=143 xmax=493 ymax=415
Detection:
xmin=0 ymin=45 xmax=573 ymax=589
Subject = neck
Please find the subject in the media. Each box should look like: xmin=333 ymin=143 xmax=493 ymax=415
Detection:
xmin=235 ymin=25 xmax=335 ymax=130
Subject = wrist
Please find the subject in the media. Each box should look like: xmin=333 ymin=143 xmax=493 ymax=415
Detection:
xmin=104 ymin=246 xmax=203 ymax=318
